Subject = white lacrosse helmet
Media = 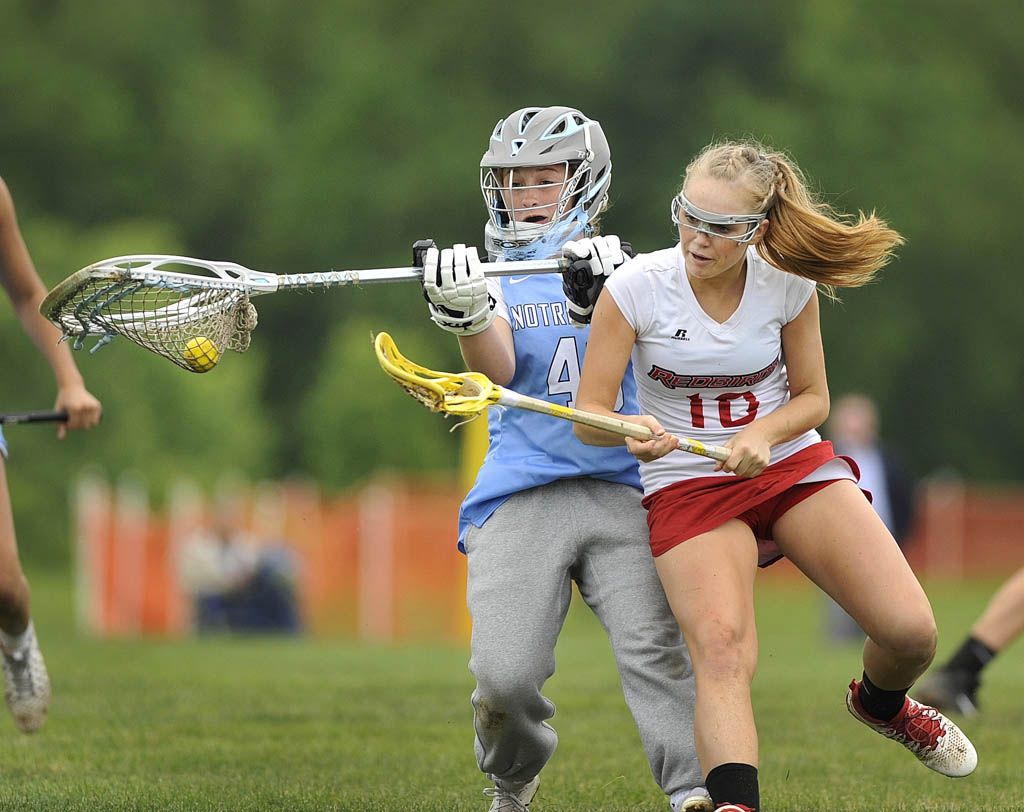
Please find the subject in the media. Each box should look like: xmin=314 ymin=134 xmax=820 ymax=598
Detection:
xmin=480 ymin=106 xmax=612 ymax=258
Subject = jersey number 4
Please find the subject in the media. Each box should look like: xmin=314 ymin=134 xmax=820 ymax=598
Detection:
xmin=547 ymin=336 xmax=624 ymax=411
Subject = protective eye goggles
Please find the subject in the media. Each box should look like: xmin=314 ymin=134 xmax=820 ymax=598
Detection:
xmin=670 ymin=193 xmax=766 ymax=244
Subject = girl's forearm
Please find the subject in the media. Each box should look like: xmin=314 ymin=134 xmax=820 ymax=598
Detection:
xmin=756 ymin=391 xmax=830 ymax=447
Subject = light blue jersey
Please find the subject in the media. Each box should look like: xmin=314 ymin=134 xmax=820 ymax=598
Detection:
xmin=457 ymin=271 xmax=641 ymax=550
xmin=0 ymin=426 xmax=6 ymax=460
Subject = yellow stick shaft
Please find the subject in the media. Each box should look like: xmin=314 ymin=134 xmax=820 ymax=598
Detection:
xmin=493 ymin=388 xmax=730 ymax=463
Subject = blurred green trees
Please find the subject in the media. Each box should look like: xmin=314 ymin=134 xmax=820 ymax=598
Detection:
xmin=1 ymin=0 xmax=1022 ymax=565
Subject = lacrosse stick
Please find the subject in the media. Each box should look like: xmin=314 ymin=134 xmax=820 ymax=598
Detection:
xmin=40 ymin=254 xmax=567 ymax=373
xmin=373 ymin=332 xmax=730 ymax=462
xmin=0 ymin=410 xmax=69 ymax=425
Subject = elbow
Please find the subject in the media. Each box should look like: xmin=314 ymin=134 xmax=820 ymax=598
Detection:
xmin=573 ymin=421 xmax=600 ymax=447
xmin=817 ymin=392 xmax=831 ymax=427
xmin=465 ymin=358 xmax=514 ymax=387
xmin=489 ymin=367 xmax=514 ymax=388
xmin=791 ymin=385 xmax=829 ymax=429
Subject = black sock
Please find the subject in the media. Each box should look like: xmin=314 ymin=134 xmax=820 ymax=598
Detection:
xmin=945 ymin=635 xmax=996 ymax=681
xmin=858 ymin=671 xmax=909 ymax=721
xmin=706 ymin=762 xmax=759 ymax=811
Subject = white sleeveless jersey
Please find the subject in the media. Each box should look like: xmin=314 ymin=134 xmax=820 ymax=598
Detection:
xmin=605 ymin=244 xmax=826 ymax=496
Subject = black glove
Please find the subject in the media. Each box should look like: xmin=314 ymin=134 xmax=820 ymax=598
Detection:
xmin=561 ymin=236 xmax=633 ymax=327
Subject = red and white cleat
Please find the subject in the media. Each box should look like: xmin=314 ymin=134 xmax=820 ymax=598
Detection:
xmin=846 ymin=679 xmax=978 ymax=778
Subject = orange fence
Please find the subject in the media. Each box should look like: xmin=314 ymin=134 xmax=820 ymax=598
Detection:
xmin=74 ymin=474 xmax=1024 ymax=639
xmin=905 ymin=479 xmax=1024 ymax=578
xmin=74 ymin=474 xmax=469 ymax=641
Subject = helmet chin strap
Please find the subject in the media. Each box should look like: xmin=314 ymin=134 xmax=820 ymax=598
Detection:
xmin=493 ymin=208 xmax=592 ymax=262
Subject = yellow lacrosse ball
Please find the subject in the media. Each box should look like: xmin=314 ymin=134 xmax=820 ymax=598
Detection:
xmin=182 ymin=336 xmax=220 ymax=372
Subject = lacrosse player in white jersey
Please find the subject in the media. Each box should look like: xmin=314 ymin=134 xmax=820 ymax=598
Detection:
xmin=417 ymin=106 xmax=711 ymax=812
xmin=573 ymin=141 xmax=977 ymax=811
xmin=0 ymin=177 xmax=103 ymax=733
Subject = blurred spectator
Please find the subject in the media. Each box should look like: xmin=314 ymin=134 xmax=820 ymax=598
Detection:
xmin=915 ymin=565 xmax=1024 ymax=716
xmin=823 ymin=393 xmax=918 ymax=643
xmin=178 ymin=500 xmax=301 ymax=634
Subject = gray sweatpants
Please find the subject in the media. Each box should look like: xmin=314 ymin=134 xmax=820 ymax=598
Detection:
xmin=464 ymin=477 xmax=701 ymax=798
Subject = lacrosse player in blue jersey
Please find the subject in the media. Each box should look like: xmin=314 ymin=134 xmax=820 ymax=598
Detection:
xmin=0 ymin=177 xmax=102 ymax=733
xmin=417 ymin=106 xmax=710 ymax=812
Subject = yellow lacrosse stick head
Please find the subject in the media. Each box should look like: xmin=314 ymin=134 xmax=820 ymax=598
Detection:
xmin=373 ymin=332 xmax=498 ymax=416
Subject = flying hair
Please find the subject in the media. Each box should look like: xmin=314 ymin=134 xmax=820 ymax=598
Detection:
xmin=683 ymin=141 xmax=905 ymax=299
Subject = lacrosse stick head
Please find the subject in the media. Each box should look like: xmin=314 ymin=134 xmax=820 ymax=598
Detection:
xmin=41 ymin=256 xmax=259 ymax=372
xmin=373 ymin=332 xmax=498 ymax=417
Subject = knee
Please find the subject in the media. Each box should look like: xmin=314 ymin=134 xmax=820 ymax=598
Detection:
xmin=473 ymin=689 xmax=515 ymax=736
xmin=873 ymin=609 xmax=938 ymax=665
xmin=688 ymin=624 xmax=756 ymax=684
xmin=472 ymin=671 xmax=552 ymax=739
xmin=471 ymin=654 xmax=549 ymax=712
xmin=474 ymin=679 xmax=526 ymax=716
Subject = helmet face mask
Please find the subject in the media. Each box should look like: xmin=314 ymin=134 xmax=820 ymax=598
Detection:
xmin=481 ymin=161 xmax=584 ymax=238
xmin=480 ymin=107 xmax=611 ymax=258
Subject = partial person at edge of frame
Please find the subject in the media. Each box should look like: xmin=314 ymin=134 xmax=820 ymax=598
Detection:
xmin=0 ymin=176 xmax=103 ymax=732
xmin=571 ymin=140 xmax=977 ymax=812
xmin=413 ymin=106 xmax=712 ymax=812
xmin=916 ymin=564 xmax=1024 ymax=717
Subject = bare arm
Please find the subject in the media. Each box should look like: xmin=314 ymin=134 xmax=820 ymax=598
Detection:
xmin=717 ymin=291 xmax=830 ymax=476
xmin=574 ymin=292 xmax=678 ymax=458
xmin=456 ymin=317 xmax=516 ymax=386
xmin=0 ymin=179 xmax=102 ymax=437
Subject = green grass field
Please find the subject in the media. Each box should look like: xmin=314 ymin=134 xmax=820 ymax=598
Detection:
xmin=0 ymin=571 xmax=1020 ymax=811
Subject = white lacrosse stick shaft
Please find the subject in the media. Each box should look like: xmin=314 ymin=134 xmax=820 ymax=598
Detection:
xmin=85 ymin=254 xmax=566 ymax=294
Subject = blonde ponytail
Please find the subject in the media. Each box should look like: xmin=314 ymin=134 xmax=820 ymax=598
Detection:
xmin=685 ymin=141 xmax=904 ymax=297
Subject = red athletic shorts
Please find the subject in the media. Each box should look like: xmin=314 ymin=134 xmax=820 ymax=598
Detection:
xmin=641 ymin=441 xmax=863 ymax=567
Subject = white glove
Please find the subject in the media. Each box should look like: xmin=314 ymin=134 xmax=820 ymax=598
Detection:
xmin=561 ymin=235 xmax=627 ymax=328
xmin=419 ymin=242 xmax=495 ymax=335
